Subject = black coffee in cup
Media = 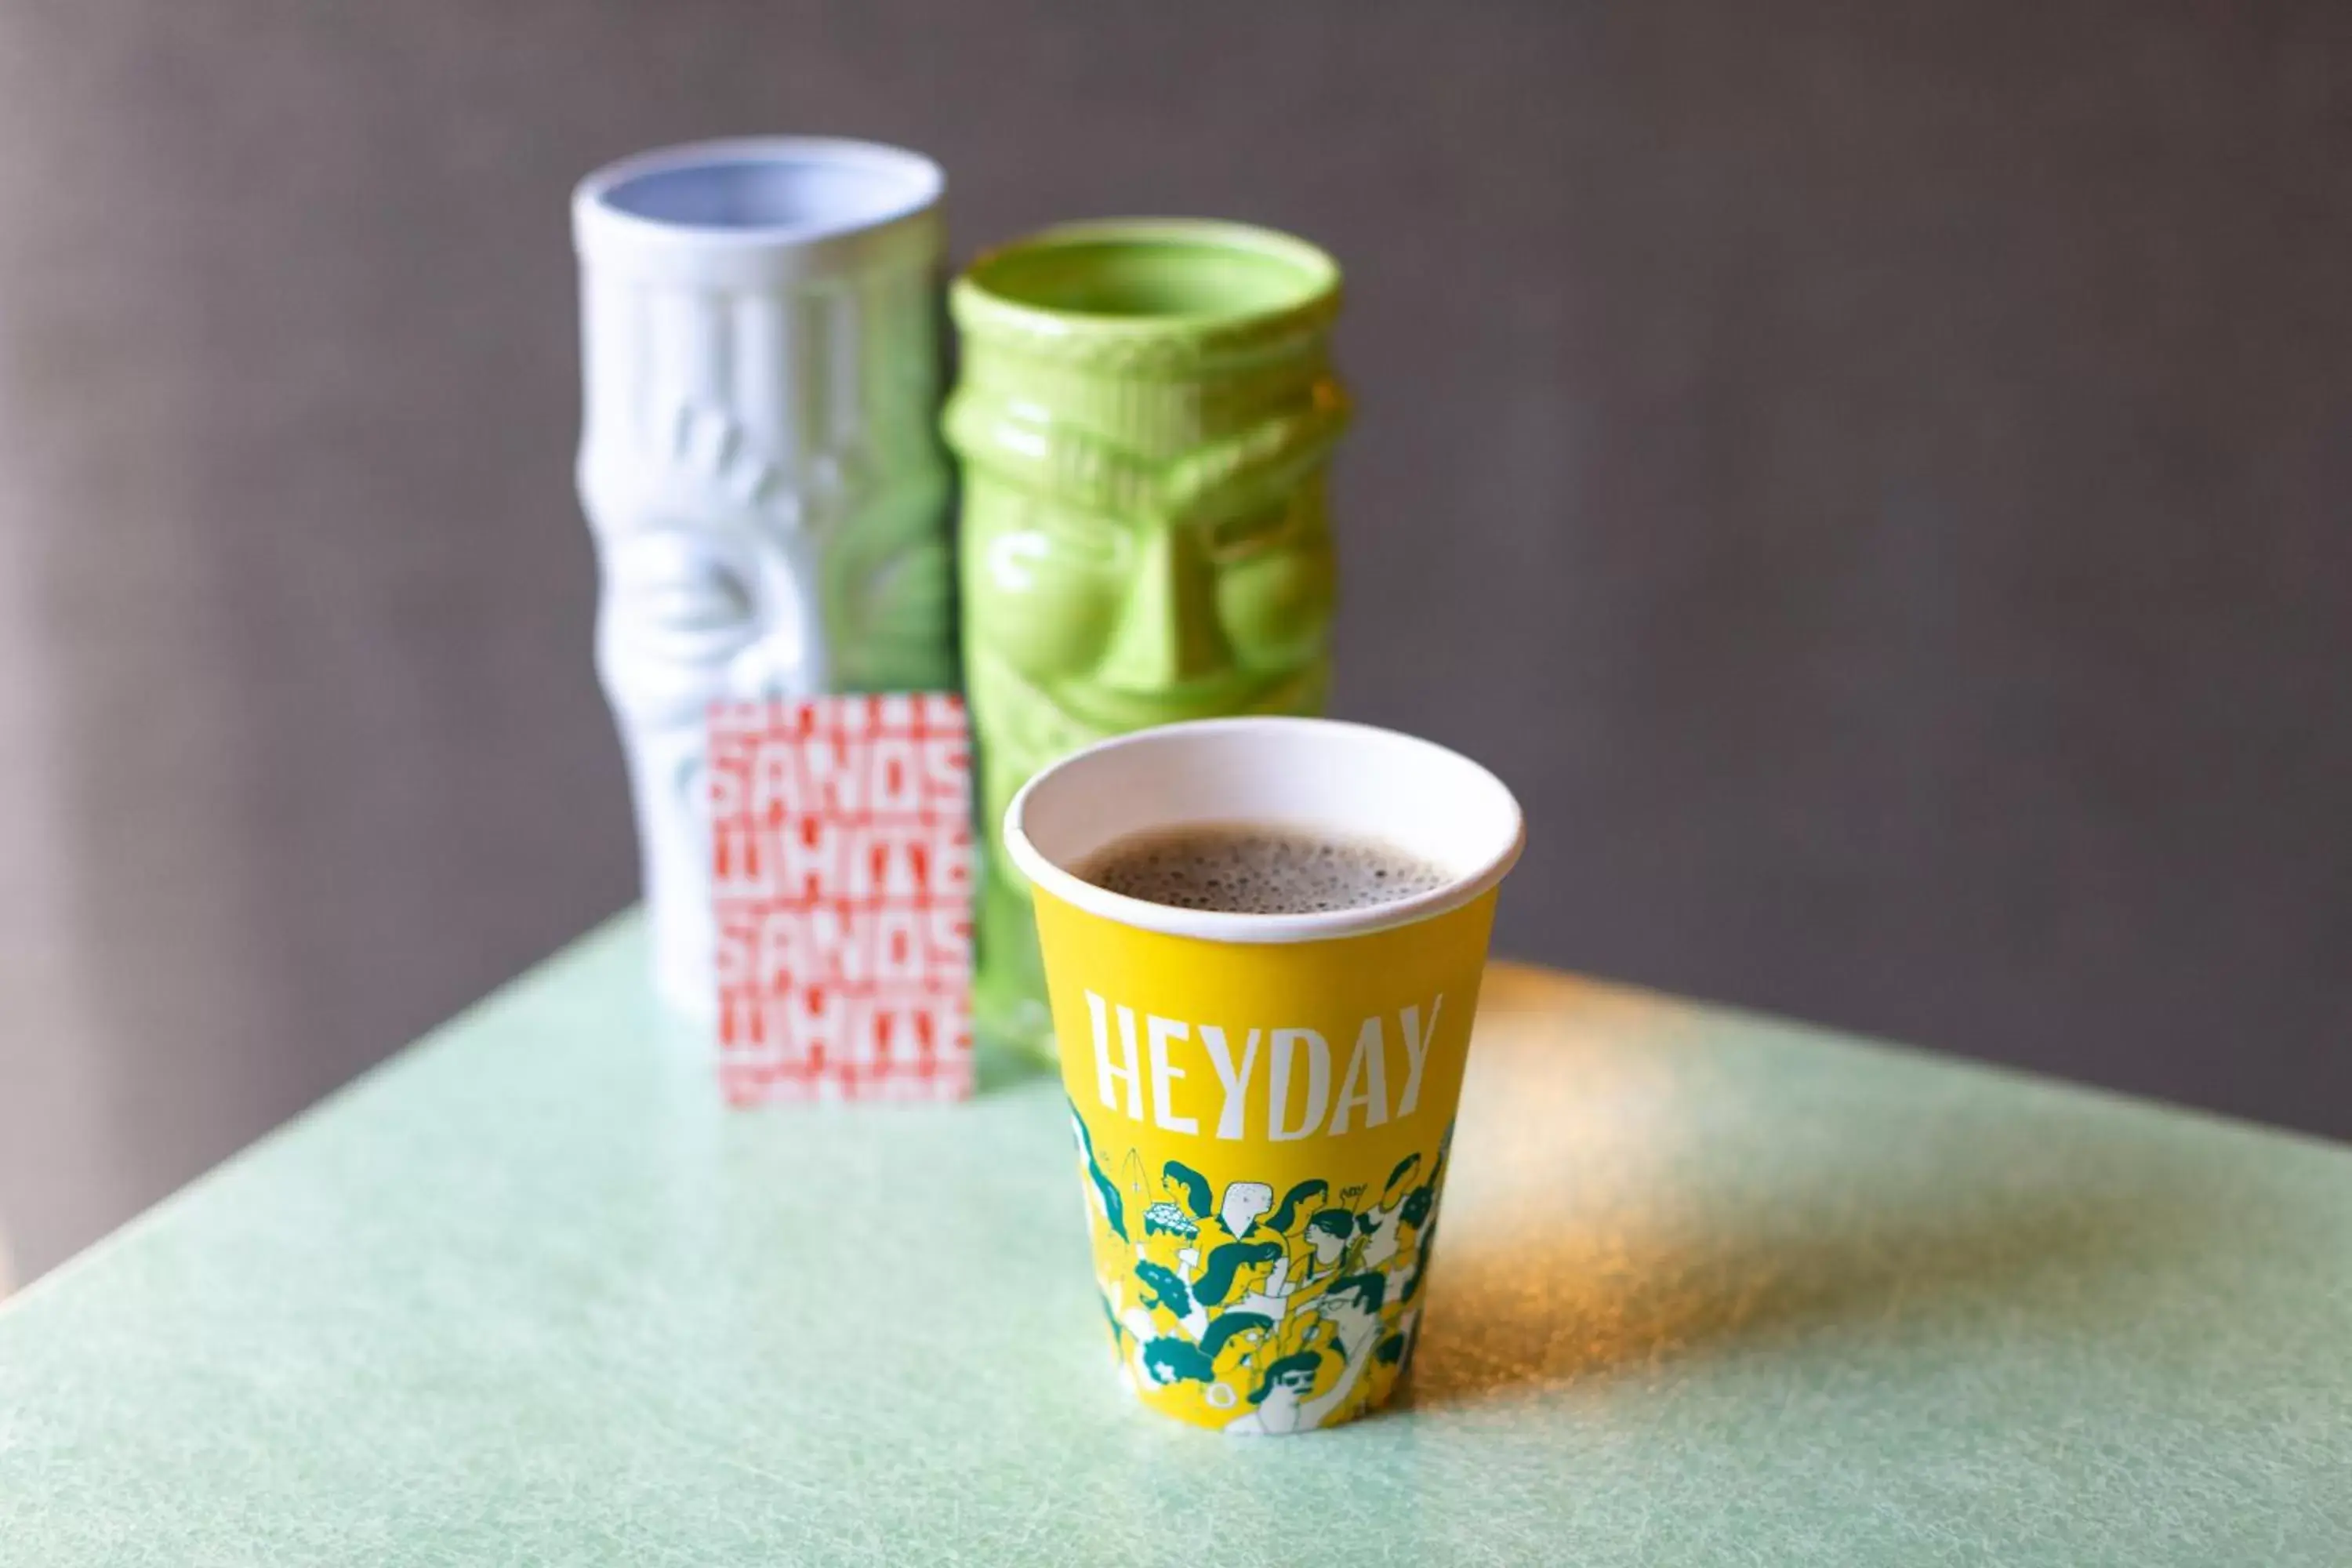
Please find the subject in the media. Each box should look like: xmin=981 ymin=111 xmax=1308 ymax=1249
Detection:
xmin=1076 ymin=822 xmax=1447 ymax=915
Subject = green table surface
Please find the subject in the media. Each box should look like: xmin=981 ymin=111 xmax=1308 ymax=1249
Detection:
xmin=3 ymin=916 xmax=2348 ymax=1566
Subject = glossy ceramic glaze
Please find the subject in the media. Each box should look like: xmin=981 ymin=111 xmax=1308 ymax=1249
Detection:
xmin=575 ymin=139 xmax=956 ymax=1015
xmin=944 ymin=220 xmax=1349 ymax=1061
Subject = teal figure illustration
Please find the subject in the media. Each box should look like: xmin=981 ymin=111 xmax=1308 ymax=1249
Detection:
xmin=1225 ymin=1266 xmax=1388 ymax=1436
xmin=1098 ymin=1128 xmax=1461 ymax=1429
xmin=1159 ymin=1162 xmax=1287 ymax=1245
xmin=1069 ymin=1103 xmax=1127 ymax=1241
xmin=1138 ymin=1311 xmax=1273 ymax=1388
xmin=1162 ymin=1160 xmax=1214 ymax=1223
xmin=1247 ymin=1351 xmax=1325 ymax=1408
xmin=1265 ymin=1178 xmax=1329 ymax=1235
xmin=1218 ymin=1181 xmax=1275 ymax=1239
xmin=1320 ymin=1271 xmax=1388 ymax=1324
xmin=1385 ymin=1153 xmax=1422 ymax=1197
xmin=1388 ymin=1308 xmax=1425 ymax=1377
xmin=1356 ymin=1154 xmax=1425 ymax=1270
xmin=1134 ymin=1259 xmax=1192 ymax=1315
xmin=1133 ymin=1259 xmax=1207 ymax=1338
xmin=1233 ymin=1178 xmax=1344 ymax=1319
xmin=1195 ymin=1241 xmax=1283 ymax=1307
xmin=1303 ymin=1208 xmax=1356 ymax=1278
xmin=1402 ymin=1183 xmax=1436 ymax=1230
xmin=1392 ymin=1123 xmax=1454 ymax=1305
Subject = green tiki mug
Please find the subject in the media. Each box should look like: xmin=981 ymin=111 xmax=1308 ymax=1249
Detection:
xmin=945 ymin=219 xmax=1349 ymax=1063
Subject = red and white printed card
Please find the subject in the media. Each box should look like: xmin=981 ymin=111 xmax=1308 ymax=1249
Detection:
xmin=708 ymin=694 xmax=975 ymax=1105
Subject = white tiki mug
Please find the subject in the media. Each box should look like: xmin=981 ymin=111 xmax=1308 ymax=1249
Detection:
xmin=575 ymin=138 xmax=955 ymax=1014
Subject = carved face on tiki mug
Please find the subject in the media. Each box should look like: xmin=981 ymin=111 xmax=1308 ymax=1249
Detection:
xmin=946 ymin=220 xmax=1349 ymax=1058
xmin=575 ymin=140 xmax=953 ymax=1014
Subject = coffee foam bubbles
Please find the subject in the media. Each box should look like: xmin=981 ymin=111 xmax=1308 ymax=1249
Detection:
xmin=1076 ymin=823 xmax=1449 ymax=915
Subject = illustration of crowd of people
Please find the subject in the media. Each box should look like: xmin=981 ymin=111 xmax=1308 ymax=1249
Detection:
xmin=1069 ymin=1104 xmax=1449 ymax=1433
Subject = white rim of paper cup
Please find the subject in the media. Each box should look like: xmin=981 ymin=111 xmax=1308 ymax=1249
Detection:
xmin=1003 ymin=717 xmax=1525 ymax=946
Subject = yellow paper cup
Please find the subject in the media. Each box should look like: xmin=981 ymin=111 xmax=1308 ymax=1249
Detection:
xmin=1005 ymin=717 xmax=1524 ymax=1433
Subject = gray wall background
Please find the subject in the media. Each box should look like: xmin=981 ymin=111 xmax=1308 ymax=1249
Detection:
xmin=2 ymin=1 xmax=2347 ymax=1282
